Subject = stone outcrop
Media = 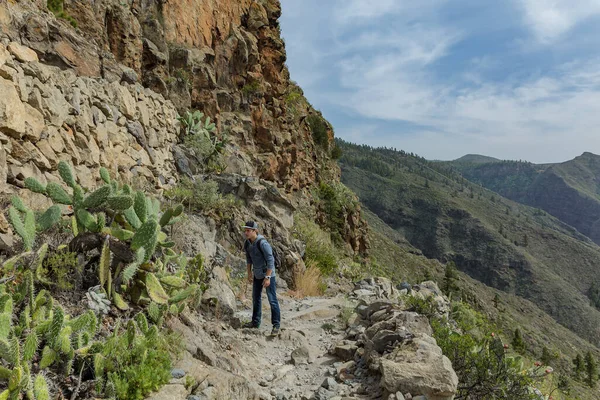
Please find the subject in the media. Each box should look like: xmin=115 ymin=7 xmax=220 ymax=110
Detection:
xmin=332 ymin=279 xmax=459 ymax=400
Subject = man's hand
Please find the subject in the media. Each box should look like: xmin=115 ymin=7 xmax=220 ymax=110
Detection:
xmin=263 ymin=278 xmax=271 ymax=288
xmin=247 ymin=272 xmax=253 ymax=284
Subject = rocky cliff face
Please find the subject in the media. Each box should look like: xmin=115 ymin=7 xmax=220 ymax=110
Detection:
xmin=0 ymin=0 xmax=368 ymax=260
xmin=1 ymin=0 xmax=320 ymax=190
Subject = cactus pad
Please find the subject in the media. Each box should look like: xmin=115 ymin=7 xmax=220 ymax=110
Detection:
xmin=24 ymin=177 xmax=46 ymax=194
xmin=39 ymin=346 xmax=56 ymax=369
xmin=58 ymin=161 xmax=76 ymax=188
xmin=46 ymin=183 xmax=72 ymax=205
xmin=134 ymin=191 xmax=147 ymax=223
xmin=99 ymin=167 xmax=111 ymax=184
xmin=112 ymin=291 xmax=129 ymax=311
xmin=145 ymin=273 xmax=169 ymax=304
xmin=169 ymin=285 xmax=198 ymax=304
xmin=106 ymin=195 xmax=134 ymax=211
xmin=159 ymin=208 xmax=173 ymax=227
xmin=33 ymin=375 xmax=49 ymax=400
xmin=123 ymin=207 xmax=142 ymax=230
xmin=76 ymin=209 xmax=98 ymax=232
xmin=37 ymin=205 xmax=61 ymax=231
xmin=160 ymin=276 xmax=187 ymax=289
xmin=83 ymin=185 xmax=111 ymax=208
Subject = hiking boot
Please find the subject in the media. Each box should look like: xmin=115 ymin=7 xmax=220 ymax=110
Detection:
xmin=271 ymin=326 xmax=280 ymax=336
xmin=243 ymin=322 xmax=260 ymax=329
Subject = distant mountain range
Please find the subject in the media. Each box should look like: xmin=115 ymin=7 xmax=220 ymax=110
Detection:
xmin=336 ymin=140 xmax=600 ymax=392
xmin=446 ymin=152 xmax=600 ymax=245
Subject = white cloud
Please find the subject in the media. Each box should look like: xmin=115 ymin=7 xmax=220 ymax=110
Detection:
xmin=334 ymin=0 xmax=449 ymax=22
xmin=334 ymin=57 xmax=600 ymax=162
xmin=335 ymin=0 xmax=399 ymax=22
xmin=517 ymin=0 xmax=600 ymax=42
xmin=280 ymin=0 xmax=600 ymax=163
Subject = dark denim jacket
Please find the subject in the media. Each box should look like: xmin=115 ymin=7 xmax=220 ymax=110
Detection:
xmin=245 ymin=235 xmax=276 ymax=279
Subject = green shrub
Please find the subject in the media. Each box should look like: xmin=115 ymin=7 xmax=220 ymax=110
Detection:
xmin=315 ymin=181 xmax=359 ymax=244
xmin=321 ymin=323 xmax=335 ymax=333
xmin=588 ymin=281 xmax=600 ymax=310
xmin=178 ymin=110 xmax=228 ymax=172
xmin=293 ymin=214 xmax=339 ymax=276
xmin=101 ymin=326 xmax=180 ymax=400
xmin=450 ymin=301 xmax=488 ymax=336
xmin=405 ymin=295 xmax=438 ymax=318
xmin=285 ymin=88 xmax=305 ymax=119
xmin=47 ymin=0 xmax=77 ymax=27
xmin=165 ymin=178 xmax=240 ymax=221
xmin=442 ymin=261 xmax=459 ymax=296
xmin=541 ymin=346 xmax=559 ymax=367
xmin=42 ymin=249 xmax=82 ymax=291
xmin=341 ymin=261 xmax=364 ymax=281
xmin=242 ymin=81 xmax=262 ymax=96
xmin=185 ymin=253 xmax=209 ymax=291
xmin=174 ymin=68 xmax=192 ymax=87
xmin=331 ymin=145 xmax=343 ymax=160
xmin=339 ymin=305 xmax=354 ymax=328
xmin=307 ymin=114 xmax=329 ymax=148
xmin=431 ymin=302 xmax=542 ymax=399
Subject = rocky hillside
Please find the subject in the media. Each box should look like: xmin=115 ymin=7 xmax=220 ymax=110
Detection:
xmin=0 ymin=1 xmax=597 ymax=399
xmin=336 ymin=141 xmax=600 ymax=351
xmin=448 ymin=152 xmax=600 ymax=245
xmin=0 ymin=0 xmax=368 ymax=261
xmin=0 ymin=0 xmax=339 ymax=191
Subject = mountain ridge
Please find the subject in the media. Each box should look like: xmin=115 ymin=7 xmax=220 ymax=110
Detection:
xmin=448 ymin=150 xmax=600 ymax=245
xmin=337 ymin=139 xmax=600 ymax=349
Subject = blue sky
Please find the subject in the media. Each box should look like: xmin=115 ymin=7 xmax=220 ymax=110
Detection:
xmin=279 ymin=0 xmax=600 ymax=163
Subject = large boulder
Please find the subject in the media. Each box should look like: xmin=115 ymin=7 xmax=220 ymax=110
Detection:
xmin=201 ymin=266 xmax=237 ymax=317
xmin=379 ymin=334 xmax=458 ymax=400
xmin=290 ymin=343 xmax=318 ymax=365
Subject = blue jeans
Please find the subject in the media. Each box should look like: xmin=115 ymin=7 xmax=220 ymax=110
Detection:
xmin=252 ymin=277 xmax=281 ymax=328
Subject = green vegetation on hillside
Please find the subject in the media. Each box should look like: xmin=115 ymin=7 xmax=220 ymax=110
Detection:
xmin=447 ymin=152 xmax=600 ymax=247
xmin=431 ymin=300 xmax=543 ymax=399
xmin=336 ymin=139 xmax=600 ymax=399
xmin=47 ymin=0 xmax=77 ymax=27
xmin=307 ymin=114 xmax=330 ymax=149
xmin=178 ymin=110 xmax=229 ymax=173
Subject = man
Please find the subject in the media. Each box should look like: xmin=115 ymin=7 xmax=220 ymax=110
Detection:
xmin=242 ymin=221 xmax=281 ymax=335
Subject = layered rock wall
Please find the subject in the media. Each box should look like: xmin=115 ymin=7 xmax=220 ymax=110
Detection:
xmin=0 ymin=40 xmax=178 ymax=195
xmin=0 ymin=0 xmax=319 ymax=191
xmin=0 ymin=0 xmax=368 ymax=255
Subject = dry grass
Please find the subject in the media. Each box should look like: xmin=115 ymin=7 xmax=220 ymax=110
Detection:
xmin=291 ymin=261 xmax=324 ymax=298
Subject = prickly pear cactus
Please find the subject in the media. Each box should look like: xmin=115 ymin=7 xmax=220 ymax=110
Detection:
xmin=83 ymin=186 xmax=111 ymax=209
xmin=36 ymin=206 xmax=61 ymax=231
xmin=45 ymin=183 xmax=72 ymax=205
xmin=106 ymin=195 xmax=134 ymax=211
xmin=145 ymin=273 xmax=169 ymax=305
xmin=58 ymin=161 xmax=77 ymax=188
xmin=23 ymin=178 xmax=46 ymax=194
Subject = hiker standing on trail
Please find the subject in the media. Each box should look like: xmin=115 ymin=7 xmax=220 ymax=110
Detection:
xmin=243 ymin=221 xmax=281 ymax=335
